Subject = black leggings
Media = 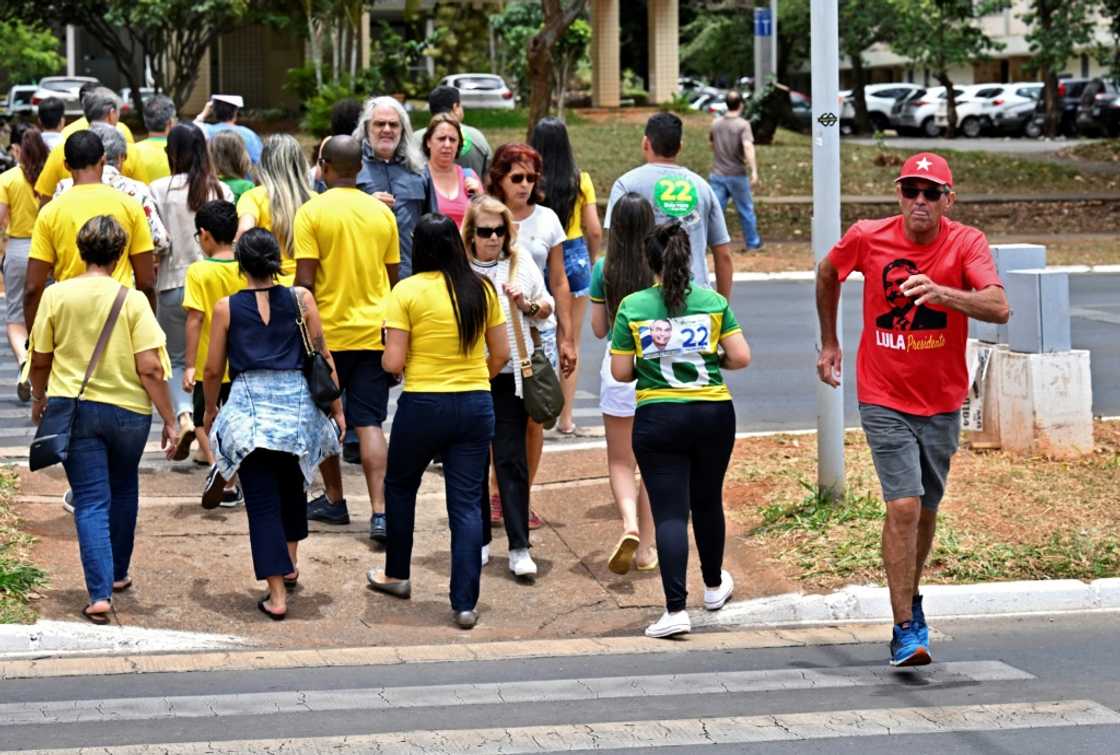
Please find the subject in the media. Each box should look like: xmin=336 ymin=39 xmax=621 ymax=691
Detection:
xmin=238 ymin=449 xmax=308 ymax=581
xmin=479 ymin=373 xmax=531 ymax=550
xmin=632 ymin=400 xmax=736 ymax=612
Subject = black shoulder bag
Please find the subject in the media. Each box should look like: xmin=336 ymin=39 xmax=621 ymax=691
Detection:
xmin=290 ymin=288 xmax=341 ymax=413
xmin=30 ymin=285 xmax=129 ymax=471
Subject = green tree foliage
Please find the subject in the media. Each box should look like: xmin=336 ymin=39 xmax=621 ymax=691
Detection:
xmin=839 ymin=0 xmax=898 ymax=134
xmin=1020 ymin=0 xmax=1100 ymax=137
xmin=890 ymin=0 xmax=1008 ymax=138
xmin=0 ymin=21 xmax=65 ymax=85
xmin=776 ymin=0 xmax=811 ymax=86
xmin=428 ymin=2 xmax=492 ymax=80
xmin=680 ymin=9 xmax=753 ymax=84
xmin=1101 ymin=0 xmax=1120 ymax=80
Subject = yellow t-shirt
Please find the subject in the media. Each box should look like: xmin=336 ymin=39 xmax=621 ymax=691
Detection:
xmin=132 ymin=137 xmax=171 ymax=184
xmin=384 ymin=271 xmax=504 ymax=393
xmin=0 ymin=166 xmax=39 ymax=238
xmin=35 ymin=140 xmax=142 ymax=198
xmin=293 ymin=188 xmax=399 ymax=351
xmin=237 ymin=185 xmax=299 ymax=281
xmin=62 ymin=118 xmax=135 ymax=144
xmin=182 ymin=257 xmax=245 ymax=378
xmin=29 ymin=183 xmax=154 ymax=286
xmin=565 ymin=171 xmax=597 ymax=240
xmin=31 ymin=276 xmax=171 ymax=415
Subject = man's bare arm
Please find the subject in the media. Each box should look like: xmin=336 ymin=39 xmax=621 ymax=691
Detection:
xmin=901 ymin=276 xmax=1009 ymax=324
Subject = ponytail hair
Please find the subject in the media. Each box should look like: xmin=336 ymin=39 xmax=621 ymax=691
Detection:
xmin=644 ymin=221 xmax=692 ymax=316
xmin=412 ymin=213 xmax=493 ymax=354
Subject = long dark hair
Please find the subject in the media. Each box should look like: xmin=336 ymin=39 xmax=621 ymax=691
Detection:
xmin=645 ymin=222 xmax=692 ymax=316
xmin=529 ymin=117 xmax=581 ymax=231
xmin=411 ymin=213 xmax=493 ymax=355
xmin=12 ymin=123 xmax=48 ymax=188
xmin=604 ymin=192 xmax=655 ymax=324
xmin=166 ymin=123 xmax=223 ymax=212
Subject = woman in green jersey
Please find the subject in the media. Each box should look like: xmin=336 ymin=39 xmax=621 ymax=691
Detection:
xmin=610 ymin=222 xmax=751 ymax=639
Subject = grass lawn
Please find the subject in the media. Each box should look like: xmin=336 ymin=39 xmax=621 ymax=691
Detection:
xmin=479 ymin=110 xmax=1118 ymax=198
xmin=0 ymin=469 xmax=45 ymax=623
xmin=725 ymin=420 xmax=1120 ymax=591
xmin=1060 ymin=139 xmax=1120 ymax=163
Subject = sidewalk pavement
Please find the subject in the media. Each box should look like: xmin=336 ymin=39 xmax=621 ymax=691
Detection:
xmin=11 ymin=443 xmax=797 ymax=650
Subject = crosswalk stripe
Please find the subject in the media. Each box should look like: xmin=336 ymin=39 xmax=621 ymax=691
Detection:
xmin=0 ymin=661 xmax=1032 ymax=727
xmin=12 ymin=700 xmax=1119 ymax=754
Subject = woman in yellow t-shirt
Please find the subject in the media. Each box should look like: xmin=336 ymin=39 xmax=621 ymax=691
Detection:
xmin=28 ymin=215 xmax=179 ymax=625
xmin=235 ymin=135 xmax=312 ymax=283
xmin=0 ymin=123 xmax=49 ymax=383
xmin=367 ymin=214 xmax=509 ymax=630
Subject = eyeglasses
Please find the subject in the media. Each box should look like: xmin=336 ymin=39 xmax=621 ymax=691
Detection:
xmin=372 ymin=120 xmax=401 ymax=130
xmin=899 ymin=185 xmax=948 ymax=201
xmin=507 ymin=173 xmax=537 ymax=185
xmin=475 ymin=225 xmax=508 ymax=239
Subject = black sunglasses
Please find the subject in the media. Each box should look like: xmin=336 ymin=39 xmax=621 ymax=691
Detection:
xmin=899 ymin=184 xmax=948 ymax=201
xmin=507 ymin=173 xmax=537 ymax=185
xmin=475 ymin=225 xmax=508 ymax=239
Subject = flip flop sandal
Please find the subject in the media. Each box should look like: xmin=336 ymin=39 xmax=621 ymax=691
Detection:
xmin=636 ymin=556 xmax=660 ymax=572
xmin=258 ymin=596 xmax=286 ymax=621
xmin=608 ymin=534 xmax=640 ymax=575
xmin=81 ymin=605 xmax=112 ymax=625
xmin=112 ymin=577 xmax=132 ymax=593
xmin=283 ymin=570 xmax=300 ymax=589
xmin=171 ymin=427 xmax=195 ymax=461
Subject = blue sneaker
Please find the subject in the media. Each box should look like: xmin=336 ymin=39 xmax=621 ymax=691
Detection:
xmin=307 ymin=494 xmax=350 ymax=525
xmin=912 ymin=594 xmax=930 ymax=649
xmin=369 ymin=512 xmax=387 ymax=543
xmin=890 ymin=622 xmax=931 ymax=667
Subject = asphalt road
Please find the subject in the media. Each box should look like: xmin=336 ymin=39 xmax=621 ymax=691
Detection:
xmin=574 ymin=272 xmax=1120 ymax=433
xmin=2 ymin=613 xmax=1118 ymax=753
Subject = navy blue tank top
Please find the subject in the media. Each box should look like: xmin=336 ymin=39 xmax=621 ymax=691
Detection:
xmin=227 ymin=286 xmax=305 ymax=379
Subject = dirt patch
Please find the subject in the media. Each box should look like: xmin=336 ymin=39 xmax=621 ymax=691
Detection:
xmin=725 ymin=420 xmax=1120 ymax=592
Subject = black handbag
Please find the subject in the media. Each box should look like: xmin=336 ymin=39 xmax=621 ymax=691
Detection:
xmin=29 ymin=286 xmax=129 ymax=472
xmin=290 ymin=288 xmax=340 ymax=413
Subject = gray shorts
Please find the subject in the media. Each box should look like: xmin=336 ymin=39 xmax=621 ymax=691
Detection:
xmin=859 ymin=402 xmax=961 ymax=512
xmin=2 ymin=237 xmax=30 ymax=326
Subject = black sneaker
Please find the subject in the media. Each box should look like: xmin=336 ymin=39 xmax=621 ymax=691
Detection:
xmin=369 ymin=512 xmax=387 ymax=542
xmin=307 ymin=494 xmax=350 ymax=524
xmin=342 ymin=441 xmax=361 ymax=465
xmin=219 ymin=485 xmax=244 ymax=508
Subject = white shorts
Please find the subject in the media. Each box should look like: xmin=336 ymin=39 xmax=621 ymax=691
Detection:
xmin=599 ymin=344 xmax=636 ymax=418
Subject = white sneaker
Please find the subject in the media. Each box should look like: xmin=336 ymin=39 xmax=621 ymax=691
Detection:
xmin=481 ymin=544 xmax=490 ymax=566
xmin=62 ymin=489 xmax=74 ymax=514
xmin=645 ymin=610 xmax=691 ymax=638
xmin=703 ymin=569 xmax=734 ymax=610
xmin=508 ymin=548 xmax=537 ymax=578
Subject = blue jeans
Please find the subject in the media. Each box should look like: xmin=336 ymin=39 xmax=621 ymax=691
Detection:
xmin=709 ymin=173 xmax=762 ymax=249
xmin=60 ymin=400 xmax=152 ymax=603
xmin=384 ymin=390 xmax=495 ymax=611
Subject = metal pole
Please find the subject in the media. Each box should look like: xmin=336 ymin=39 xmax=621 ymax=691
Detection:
xmin=810 ymin=0 xmax=846 ymax=498
xmin=770 ymin=0 xmax=778 ymax=77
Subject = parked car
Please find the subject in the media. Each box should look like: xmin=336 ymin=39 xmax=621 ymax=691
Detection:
xmin=1027 ymin=77 xmax=1097 ymax=137
xmin=437 ymin=74 xmax=515 ymax=110
xmin=891 ymin=86 xmax=967 ymax=137
xmin=840 ymin=82 xmax=923 ymax=133
xmin=678 ymin=76 xmax=707 ymax=96
xmin=934 ymin=83 xmax=1041 ymax=138
xmin=119 ymin=87 xmax=157 ymax=114
xmin=990 ymin=99 xmax=1041 ymax=136
xmin=0 ymin=85 xmax=37 ymax=122
xmin=1075 ymin=79 xmax=1120 ymax=137
xmin=31 ymin=76 xmax=99 ymax=118
xmin=789 ymin=90 xmax=813 ymax=131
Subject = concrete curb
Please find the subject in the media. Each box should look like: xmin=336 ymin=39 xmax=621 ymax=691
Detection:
xmin=0 ymin=620 xmax=249 ymax=660
xmin=691 ymin=579 xmax=1120 ymax=629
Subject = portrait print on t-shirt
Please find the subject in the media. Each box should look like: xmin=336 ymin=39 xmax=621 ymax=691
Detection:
xmin=637 ymin=314 xmax=713 ymax=359
xmin=874 ymin=258 xmax=947 ymax=332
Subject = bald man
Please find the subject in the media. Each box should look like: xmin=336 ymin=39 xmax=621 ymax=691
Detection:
xmin=294 ymin=135 xmax=401 ymax=534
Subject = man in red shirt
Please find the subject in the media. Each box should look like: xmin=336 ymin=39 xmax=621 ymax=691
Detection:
xmin=815 ymin=152 xmax=1009 ymax=667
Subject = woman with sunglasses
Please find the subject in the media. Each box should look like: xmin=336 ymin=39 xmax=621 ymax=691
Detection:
xmin=611 ymin=222 xmax=751 ymax=639
xmin=486 ymin=144 xmax=574 ymax=524
xmin=463 ymin=196 xmax=554 ymax=579
xmin=150 ymin=123 xmax=234 ymax=463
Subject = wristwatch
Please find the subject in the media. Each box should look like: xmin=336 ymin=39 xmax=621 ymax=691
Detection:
xmin=526 ymin=300 xmax=541 ymax=317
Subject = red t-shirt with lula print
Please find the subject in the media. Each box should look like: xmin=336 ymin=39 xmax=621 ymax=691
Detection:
xmin=828 ymin=215 xmax=1002 ymax=417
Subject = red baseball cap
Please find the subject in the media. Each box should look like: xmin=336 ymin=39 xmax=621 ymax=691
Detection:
xmin=896 ymin=152 xmax=953 ymax=187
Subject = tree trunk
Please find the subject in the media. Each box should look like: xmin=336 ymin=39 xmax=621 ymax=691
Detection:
xmin=851 ymin=56 xmax=873 ymax=134
xmin=306 ymin=8 xmax=323 ymax=88
xmin=1042 ymin=66 xmax=1060 ymax=138
xmin=937 ymin=70 xmax=956 ymax=139
xmin=525 ymin=0 xmax=587 ymax=139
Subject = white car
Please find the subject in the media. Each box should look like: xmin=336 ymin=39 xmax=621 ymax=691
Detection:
xmin=891 ymin=86 xmax=967 ymax=137
xmin=935 ymin=84 xmax=1013 ymax=137
xmin=31 ymin=76 xmax=99 ymax=118
xmin=840 ymin=82 xmax=923 ymax=133
xmin=0 ymin=85 xmax=37 ymax=121
xmin=438 ymin=74 xmax=515 ymax=110
xmin=950 ymin=82 xmax=1042 ymax=137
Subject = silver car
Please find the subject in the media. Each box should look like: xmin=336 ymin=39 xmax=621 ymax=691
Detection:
xmin=31 ymin=76 xmax=100 ymax=118
xmin=438 ymin=74 xmax=516 ymax=110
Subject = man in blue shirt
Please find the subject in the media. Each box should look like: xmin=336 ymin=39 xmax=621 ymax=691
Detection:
xmin=193 ymin=94 xmax=263 ymax=165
